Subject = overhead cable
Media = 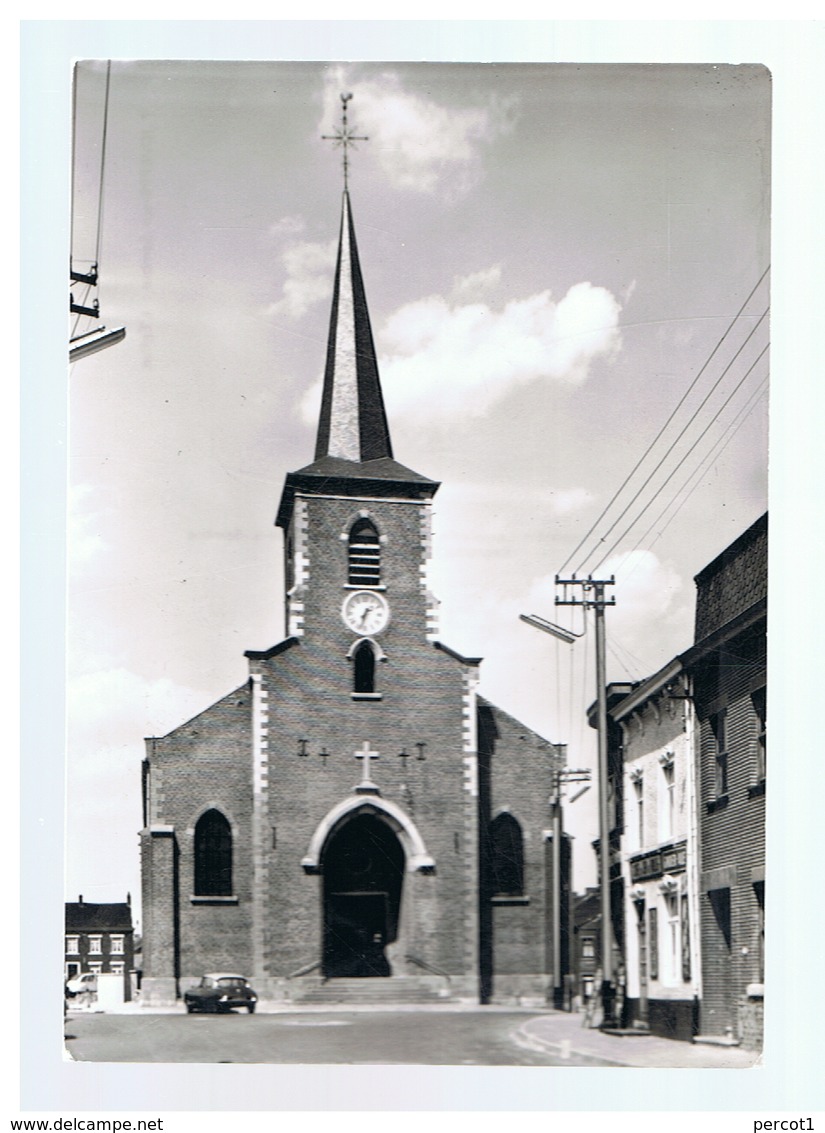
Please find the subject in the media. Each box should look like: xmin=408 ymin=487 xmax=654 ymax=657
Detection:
xmin=589 ymin=341 xmax=769 ymax=574
xmin=557 ymin=265 xmax=770 ymax=576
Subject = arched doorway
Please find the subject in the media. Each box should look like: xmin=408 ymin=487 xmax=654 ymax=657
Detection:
xmin=322 ymin=814 xmax=404 ymax=978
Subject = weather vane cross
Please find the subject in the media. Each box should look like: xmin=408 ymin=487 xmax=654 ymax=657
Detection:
xmin=322 ymin=92 xmax=368 ymax=189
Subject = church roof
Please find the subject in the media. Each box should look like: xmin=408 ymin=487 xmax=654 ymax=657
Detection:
xmin=278 ymin=191 xmax=437 ymax=528
xmin=276 ymin=455 xmax=438 ymax=528
xmin=291 ymin=453 xmax=436 ymax=485
xmin=314 ymin=190 xmax=394 ymax=464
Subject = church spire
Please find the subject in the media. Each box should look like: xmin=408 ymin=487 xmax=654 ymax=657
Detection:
xmin=314 ymin=190 xmax=393 ymax=463
xmin=315 ymin=94 xmax=392 ymax=464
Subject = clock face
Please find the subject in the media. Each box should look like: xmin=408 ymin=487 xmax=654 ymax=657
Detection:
xmin=342 ymin=591 xmax=390 ymax=635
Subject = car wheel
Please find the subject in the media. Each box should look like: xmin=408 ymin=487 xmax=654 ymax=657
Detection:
xmin=205 ymin=1000 xmax=217 ymax=1014
xmin=185 ymin=1003 xmax=195 ymax=1014
xmin=247 ymin=1004 xmax=256 ymax=1014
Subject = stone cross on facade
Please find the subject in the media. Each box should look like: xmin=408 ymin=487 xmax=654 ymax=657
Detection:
xmin=354 ymin=740 xmax=380 ymax=794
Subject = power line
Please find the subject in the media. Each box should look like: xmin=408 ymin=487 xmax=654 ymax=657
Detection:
xmin=622 ymin=376 xmax=769 ymax=573
xmin=589 ymin=341 xmax=769 ymax=574
xmin=578 ymin=310 xmax=768 ymax=574
xmin=578 ymin=308 xmax=768 ymax=573
xmin=557 ymin=266 xmax=770 ymax=575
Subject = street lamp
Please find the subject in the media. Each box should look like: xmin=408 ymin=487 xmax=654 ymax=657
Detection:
xmin=519 ymin=613 xmax=581 ymax=644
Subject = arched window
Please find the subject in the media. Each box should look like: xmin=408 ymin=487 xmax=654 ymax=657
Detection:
xmin=348 ymin=518 xmax=381 ymax=587
xmin=490 ymin=812 xmax=525 ymax=897
xmin=353 ymin=639 xmax=376 ymax=694
xmin=194 ymin=809 xmax=233 ymax=896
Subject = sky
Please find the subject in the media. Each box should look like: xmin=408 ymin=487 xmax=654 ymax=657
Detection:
xmin=65 ymin=57 xmax=770 ymax=916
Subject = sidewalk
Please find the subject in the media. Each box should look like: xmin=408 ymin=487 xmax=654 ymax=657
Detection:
xmin=515 ymin=1011 xmax=762 ymax=1069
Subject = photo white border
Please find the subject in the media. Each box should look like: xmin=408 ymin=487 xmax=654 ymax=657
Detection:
xmin=18 ymin=17 xmax=825 ymax=1117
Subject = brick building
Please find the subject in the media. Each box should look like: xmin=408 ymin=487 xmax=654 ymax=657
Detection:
xmin=140 ymin=190 xmax=566 ymax=1006
xmin=685 ymin=512 xmax=767 ymax=1047
xmin=65 ymin=895 xmax=135 ymax=984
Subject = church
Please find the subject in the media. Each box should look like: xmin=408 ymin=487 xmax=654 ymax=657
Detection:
xmin=140 ymin=178 xmax=567 ymax=1007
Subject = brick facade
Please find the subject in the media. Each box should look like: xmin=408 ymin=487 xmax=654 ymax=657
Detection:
xmin=140 ymin=476 xmax=565 ymax=1003
xmin=688 ymin=513 xmax=766 ymax=1048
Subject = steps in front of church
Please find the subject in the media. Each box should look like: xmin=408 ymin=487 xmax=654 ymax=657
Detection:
xmin=288 ymin=976 xmax=454 ymax=1006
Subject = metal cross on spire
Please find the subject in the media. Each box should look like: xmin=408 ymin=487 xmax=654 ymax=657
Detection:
xmin=322 ymin=92 xmax=368 ymax=189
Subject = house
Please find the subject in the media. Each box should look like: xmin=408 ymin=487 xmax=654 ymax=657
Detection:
xmin=65 ymin=895 xmax=135 ymax=993
xmin=684 ymin=512 xmax=767 ymax=1049
xmin=610 ymin=662 xmax=701 ymax=1040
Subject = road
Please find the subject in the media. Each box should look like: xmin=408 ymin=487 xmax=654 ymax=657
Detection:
xmin=64 ymin=1008 xmax=599 ymax=1066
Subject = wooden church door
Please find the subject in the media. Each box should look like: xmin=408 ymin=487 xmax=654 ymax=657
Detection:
xmin=322 ymin=814 xmax=404 ymax=978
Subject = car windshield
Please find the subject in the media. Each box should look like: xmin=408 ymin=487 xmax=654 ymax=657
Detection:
xmin=217 ymin=978 xmax=245 ymax=988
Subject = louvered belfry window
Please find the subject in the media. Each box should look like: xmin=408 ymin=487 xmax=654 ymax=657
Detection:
xmin=348 ymin=518 xmax=381 ymax=587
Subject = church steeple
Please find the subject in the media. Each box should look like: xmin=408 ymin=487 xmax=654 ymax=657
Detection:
xmin=314 ymin=190 xmax=393 ymax=463
xmin=276 ymin=101 xmax=439 ymax=534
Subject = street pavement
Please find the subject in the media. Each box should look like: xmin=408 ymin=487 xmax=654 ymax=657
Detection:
xmin=513 ymin=1011 xmax=760 ymax=1069
xmin=65 ymin=1003 xmax=761 ymax=1068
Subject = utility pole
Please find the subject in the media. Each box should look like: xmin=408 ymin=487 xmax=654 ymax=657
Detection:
xmin=555 ymin=575 xmax=616 ymax=1027
xmin=549 ymin=764 xmax=592 ymax=1008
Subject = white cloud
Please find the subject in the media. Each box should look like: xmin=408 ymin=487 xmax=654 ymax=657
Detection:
xmin=268 ymin=215 xmax=305 ymax=239
xmin=550 ymin=488 xmax=596 ymax=516
xmin=602 ymin=548 xmax=683 ymax=624
xmin=268 ymin=237 xmax=336 ymax=321
xmin=451 ymin=265 xmax=502 ymax=303
xmin=299 ymin=376 xmax=323 ymax=427
xmin=379 ymin=280 xmax=623 ymax=420
xmin=320 ymin=67 xmax=513 ymax=199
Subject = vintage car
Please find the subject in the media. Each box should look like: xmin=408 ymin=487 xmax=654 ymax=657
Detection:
xmin=65 ymin=972 xmax=98 ymax=996
xmin=183 ymin=973 xmax=258 ymax=1014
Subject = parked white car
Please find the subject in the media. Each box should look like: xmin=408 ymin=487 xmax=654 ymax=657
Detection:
xmin=66 ymin=972 xmax=97 ymax=995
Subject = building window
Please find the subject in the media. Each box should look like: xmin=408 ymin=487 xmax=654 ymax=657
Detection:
xmin=353 ymin=639 xmax=376 ymax=694
xmin=348 ymin=518 xmax=381 ymax=587
xmin=194 ymin=809 xmax=233 ymax=896
xmin=681 ymin=893 xmax=691 ymax=982
xmin=648 ymin=907 xmax=659 ymax=980
xmin=110 ymin=960 xmax=125 ymax=976
xmin=659 ymin=755 xmax=675 ymax=841
xmin=633 ymin=775 xmax=644 ymax=848
xmin=88 ymin=961 xmax=103 ymax=975
xmin=752 ymin=687 xmax=766 ymax=781
xmin=581 ymin=936 xmax=595 ymax=959
xmin=110 ymin=934 xmax=125 ymax=955
xmin=708 ymin=887 xmax=732 ymax=950
xmin=66 ymin=936 xmax=79 ymax=954
xmin=665 ymin=893 xmax=679 ymax=985
xmin=88 ymin=935 xmax=102 ymax=955
xmin=710 ymin=712 xmax=728 ymax=797
xmin=489 ymin=812 xmax=525 ymax=897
